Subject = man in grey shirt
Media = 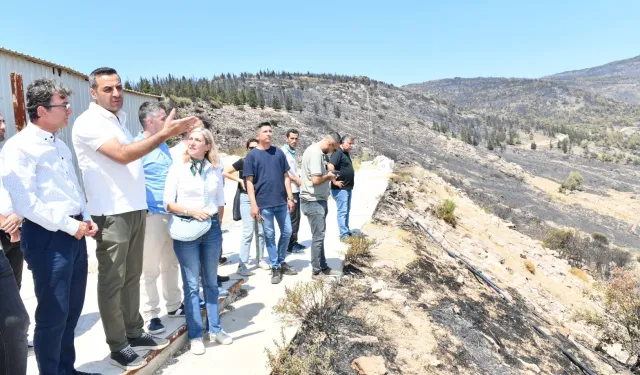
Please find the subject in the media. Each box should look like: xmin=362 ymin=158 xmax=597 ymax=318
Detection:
xmin=300 ymin=132 xmax=343 ymax=279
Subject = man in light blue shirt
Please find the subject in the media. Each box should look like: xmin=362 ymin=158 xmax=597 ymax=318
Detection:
xmin=135 ymin=102 xmax=183 ymax=335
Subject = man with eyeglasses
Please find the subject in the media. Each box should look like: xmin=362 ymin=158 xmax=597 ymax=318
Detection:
xmin=1 ymin=78 xmax=99 ymax=375
xmin=72 ymin=67 xmax=197 ymax=371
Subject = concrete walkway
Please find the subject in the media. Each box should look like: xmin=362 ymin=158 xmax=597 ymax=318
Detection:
xmin=20 ymin=161 xmax=390 ymax=375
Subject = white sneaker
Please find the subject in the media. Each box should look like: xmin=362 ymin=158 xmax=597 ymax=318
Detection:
xmin=213 ymin=330 xmax=233 ymax=345
xmin=190 ymin=338 xmax=205 ymax=355
xmin=258 ymin=260 xmax=271 ymax=270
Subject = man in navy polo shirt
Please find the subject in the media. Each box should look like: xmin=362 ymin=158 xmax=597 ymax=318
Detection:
xmin=244 ymin=122 xmax=296 ymax=284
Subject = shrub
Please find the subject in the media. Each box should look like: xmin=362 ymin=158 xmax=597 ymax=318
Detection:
xmin=544 ymin=227 xmax=631 ymax=279
xmin=598 ymin=153 xmax=614 ymax=162
xmin=225 ymin=128 xmax=243 ymax=138
xmin=569 ymin=267 xmax=589 ymax=282
xmin=274 ymin=280 xmax=332 ymax=324
xmin=591 ymin=232 xmax=609 ymax=245
xmin=169 ymin=95 xmax=192 ymax=108
xmin=582 ymin=268 xmax=640 ymax=371
xmin=544 ymin=228 xmax=575 ymax=250
xmin=436 ymin=199 xmax=457 ymax=227
xmin=266 ymin=330 xmax=334 ymax=375
xmin=530 ymin=142 xmax=537 ymax=150
xmin=559 ymin=171 xmax=584 ymax=193
xmin=343 ymin=235 xmax=375 ymax=266
xmin=524 ymin=260 xmax=536 ymax=275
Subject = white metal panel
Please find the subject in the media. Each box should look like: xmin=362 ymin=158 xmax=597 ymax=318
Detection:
xmin=0 ymin=49 xmax=160 ymax=181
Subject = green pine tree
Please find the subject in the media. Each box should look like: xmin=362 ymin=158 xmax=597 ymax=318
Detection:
xmin=285 ymin=93 xmax=293 ymax=111
xmin=258 ymin=91 xmax=265 ymax=109
xmin=248 ymin=87 xmax=258 ymax=108
xmin=272 ymin=95 xmax=282 ymax=110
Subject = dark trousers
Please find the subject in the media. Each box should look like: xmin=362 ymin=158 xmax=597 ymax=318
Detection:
xmin=287 ymin=193 xmax=301 ymax=252
xmin=92 ymin=210 xmax=145 ymax=352
xmin=0 ymin=250 xmax=29 ymax=375
xmin=21 ymin=220 xmax=88 ymax=375
xmin=0 ymin=230 xmax=23 ymax=290
xmin=300 ymin=199 xmax=328 ymax=273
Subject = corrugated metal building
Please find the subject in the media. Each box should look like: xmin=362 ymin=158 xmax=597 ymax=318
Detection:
xmin=0 ymin=46 xmax=161 ymax=176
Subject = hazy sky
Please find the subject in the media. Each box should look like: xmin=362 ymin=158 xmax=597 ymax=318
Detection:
xmin=1 ymin=0 xmax=638 ymax=86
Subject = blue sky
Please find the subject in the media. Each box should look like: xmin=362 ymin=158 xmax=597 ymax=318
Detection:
xmin=1 ymin=0 xmax=638 ymax=86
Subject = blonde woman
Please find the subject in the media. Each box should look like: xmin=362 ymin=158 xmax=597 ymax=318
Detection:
xmin=163 ymin=128 xmax=232 ymax=355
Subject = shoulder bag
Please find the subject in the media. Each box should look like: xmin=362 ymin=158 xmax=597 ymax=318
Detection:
xmin=168 ymin=169 xmax=212 ymax=241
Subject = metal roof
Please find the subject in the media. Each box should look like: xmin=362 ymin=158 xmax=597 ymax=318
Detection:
xmin=0 ymin=46 xmax=162 ymax=99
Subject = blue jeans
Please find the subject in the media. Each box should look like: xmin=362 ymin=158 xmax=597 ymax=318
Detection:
xmin=260 ymin=204 xmax=292 ymax=269
xmin=173 ymin=217 xmax=222 ymax=339
xmin=21 ymin=220 xmax=88 ymax=375
xmin=239 ymin=193 xmax=265 ymax=268
xmin=0 ymin=249 xmax=29 ymax=375
xmin=331 ymin=189 xmax=353 ymax=238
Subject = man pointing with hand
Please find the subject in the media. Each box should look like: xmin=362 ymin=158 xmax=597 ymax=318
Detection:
xmin=73 ymin=67 xmax=198 ymax=371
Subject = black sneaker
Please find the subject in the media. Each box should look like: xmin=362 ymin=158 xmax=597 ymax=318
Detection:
xmin=219 ymin=256 xmax=228 ymax=265
xmin=218 ymin=275 xmax=230 ymax=282
xmin=280 ymin=262 xmax=298 ymax=275
xmin=128 ymin=332 xmax=169 ymax=351
xmin=73 ymin=371 xmax=102 ymax=375
xmin=168 ymin=303 xmax=185 ymax=318
xmin=271 ymin=268 xmax=283 ymax=284
xmin=110 ymin=346 xmax=146 ymax=371
xmin=293 ymin=242 xmax=307 ymax=251
xmin=147 ymin=318 xmax=165 ymax=334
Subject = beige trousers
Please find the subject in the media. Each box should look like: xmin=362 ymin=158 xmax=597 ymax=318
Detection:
xmin=140 ymin=213 xmax=182 ymax=322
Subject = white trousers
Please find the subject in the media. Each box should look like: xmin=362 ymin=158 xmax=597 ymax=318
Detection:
xmin=140 ymin=213 xmax=182 ymax=321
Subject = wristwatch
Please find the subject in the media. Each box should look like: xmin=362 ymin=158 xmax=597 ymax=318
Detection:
xmin=287 ymin=196 xmax=294 ymax=201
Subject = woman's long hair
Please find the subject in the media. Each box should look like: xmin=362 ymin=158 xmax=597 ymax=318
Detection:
xmin=182 ymin=128 xmax=220 ymax=169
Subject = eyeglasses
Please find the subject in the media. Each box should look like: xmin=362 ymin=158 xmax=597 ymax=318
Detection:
xmin=46 ymin=103 xmax=71 ymax=111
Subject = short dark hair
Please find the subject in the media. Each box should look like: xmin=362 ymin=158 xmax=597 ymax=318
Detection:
xmin=138 ymin=101 xmax=166 ymax=128
xmin=257 ymin=121 xmax=272 ymax=130
xmin=328 ymin=131 xmax=342 ymax=144
xmin=26 ymin=78 xmax=72 ymax=122
xmin=341 ymin=134 xmax=355 ymax=143
xmin=89 ymin=67 xmax=118 ymax=89
xmin=246 ymin=138 xmax=259 ymax=149
xmin=197 ymin=115 xmax=213 ymax=130
xmin=286 ymin=128 xmax=299 ymax=137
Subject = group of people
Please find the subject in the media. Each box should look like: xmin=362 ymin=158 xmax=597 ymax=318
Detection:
xmin=0 ymin=67 xmax=357 ymax=375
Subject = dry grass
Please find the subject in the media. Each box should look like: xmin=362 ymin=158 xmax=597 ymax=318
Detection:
xmin=273 ymin=280 xmax=331 ymax=323
xmin=266 ymin=329 xmax=335 ymax=375
xmin=569 ymin=267 xmax=589 ymax=282
xmin=343 ymin=235 xmax=375 ymax=266
xmin=352 ymin=158 xmax=362 ymax=171
xmin=524 ymin=259 xmax=536 ymax=275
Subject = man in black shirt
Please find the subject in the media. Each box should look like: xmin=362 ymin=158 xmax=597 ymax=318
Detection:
xmin=329 ymin=135 xmax=356 ymax=240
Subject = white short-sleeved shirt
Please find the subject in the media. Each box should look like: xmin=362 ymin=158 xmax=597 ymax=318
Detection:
xmin=163 ymin=159 xmax=225 ymax=212
xmin=72 ymin=102 xmax=147 ymax=216
xmin=281 ymin=146 xmax=300 ymax=193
